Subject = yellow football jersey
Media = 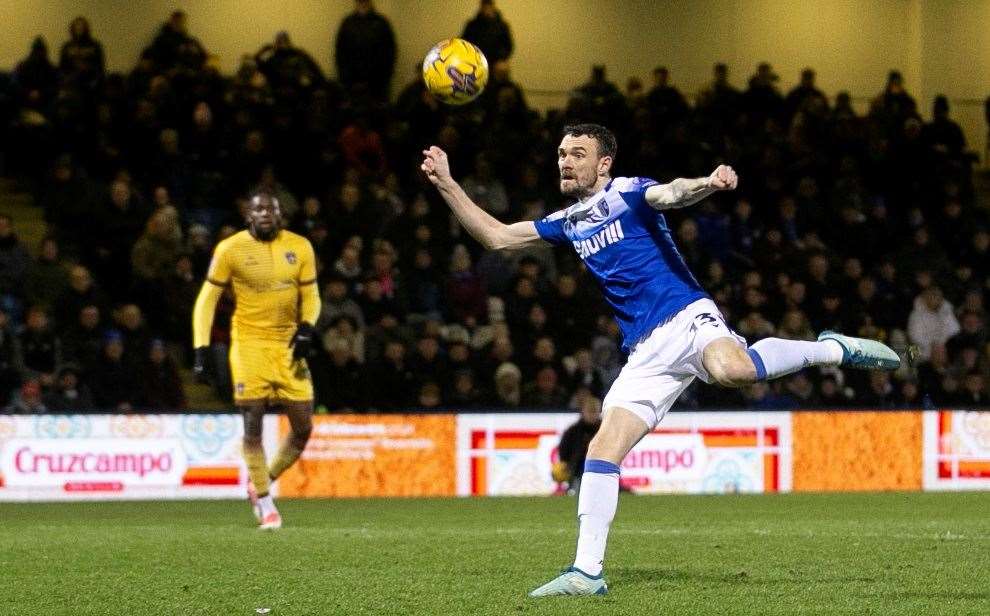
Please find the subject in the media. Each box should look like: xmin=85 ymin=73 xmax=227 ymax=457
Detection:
xmin=199 ymin=230 xmax=318 ymax=344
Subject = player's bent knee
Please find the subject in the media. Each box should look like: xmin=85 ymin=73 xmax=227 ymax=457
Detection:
xmin=282 ymin=401 xmax=313 ymax=448
xmin=708 ymin=355 xmax=758 ymax=388
xmin=291 ymin=424 xmax=312 ymax=448
xmin=703 ymin=339 xmax=758 ymax=388
xmin=238 ymin=403 xmax=266 ymax=438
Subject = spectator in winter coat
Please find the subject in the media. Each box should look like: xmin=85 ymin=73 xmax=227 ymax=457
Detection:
xmin=907 ymin=286 xmax=960 ymax=361
xmin=3 ymin=379 xmax=47 ymax=414
xmin=461 ymin=0 xmax=514 ymax=63
xmin=43 ymin=365 xmax=94 ymax=411
xmin=334 ymin=0 xmax=396 ymax=100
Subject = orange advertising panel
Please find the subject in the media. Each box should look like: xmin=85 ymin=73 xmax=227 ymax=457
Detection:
xmin=793 ymin=411 xmax=922 ymax=492
xmin=277 ymin=415 xmax=456 ymax=497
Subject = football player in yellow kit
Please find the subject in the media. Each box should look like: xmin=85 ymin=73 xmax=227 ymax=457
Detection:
xmin=192 ymin=193 xmax=320 ymax=529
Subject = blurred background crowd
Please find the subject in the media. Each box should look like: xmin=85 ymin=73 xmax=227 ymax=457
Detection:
xmin=1 ymin=1 xmax=988 ymax=413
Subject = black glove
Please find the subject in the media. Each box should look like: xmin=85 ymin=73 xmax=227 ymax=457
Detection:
xmin=289 ymin=322 xmax=315 ymax=360
xmin=193 ymin=346 xmax=210 ymax=382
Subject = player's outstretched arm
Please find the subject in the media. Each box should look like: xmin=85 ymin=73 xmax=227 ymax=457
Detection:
xmin=290 ymin=240 xmax=321 ymax=360
xmin=191 ymin=281 xmax=223 ymax=380
xmin=645 ymin=164 xmax=738 ymax=210
xmin=421 ymin=146 xmax=544 ymax=250
xmin=191 ymin=242 xmax=232 ymax=380
xmin=297 ymin=240 xmax=321 ymax=326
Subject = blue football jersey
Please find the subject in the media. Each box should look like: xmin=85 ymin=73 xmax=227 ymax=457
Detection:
xmin=534 ymin=176 xmax=708 ymax=351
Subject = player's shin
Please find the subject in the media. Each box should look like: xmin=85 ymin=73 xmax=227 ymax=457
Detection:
xmin=240 ymin=404 xmax=271 ymax=496
xmin=268 ymin=440 xmax=304 ymax=481
xmin=243 ymin=437 xmax=271 ymax=497
xmin=747 ymin=338 xmax=843 ymax=380
xmin=573 ymin=459 xmax=620 ymax=577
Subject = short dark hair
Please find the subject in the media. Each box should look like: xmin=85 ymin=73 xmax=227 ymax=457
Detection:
xmin=562 ymin=123 xmax=617 ymax=160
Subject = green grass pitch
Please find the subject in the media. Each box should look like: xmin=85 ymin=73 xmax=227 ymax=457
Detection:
xmin=2 ymin=492 xmax=989 ymax=615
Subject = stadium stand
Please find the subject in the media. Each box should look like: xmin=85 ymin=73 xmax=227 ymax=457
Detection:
xmin=1 ymin=11 xmax=988 ymax=413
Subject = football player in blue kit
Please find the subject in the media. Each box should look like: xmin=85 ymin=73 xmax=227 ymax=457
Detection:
xmin=421 ymin=123 xmax=900 ymax=597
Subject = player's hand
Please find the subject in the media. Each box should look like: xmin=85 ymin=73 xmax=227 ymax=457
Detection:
xmin=421 ymin=146 xmax=452 ymax=187
xmin=708 ymin=165 xmax=738 ymax=191
xmin=193 ymin=346 xmax=210 ymax=383
xmin=289 ymin=322 xmax=315 ymax=360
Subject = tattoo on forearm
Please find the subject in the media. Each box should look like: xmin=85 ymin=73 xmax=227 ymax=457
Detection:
xmin=650 ymin=177 xmax=714 ymax=210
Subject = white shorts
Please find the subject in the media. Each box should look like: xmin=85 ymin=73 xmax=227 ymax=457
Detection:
xmin=601 ymin=298 xmax=747 ymax=430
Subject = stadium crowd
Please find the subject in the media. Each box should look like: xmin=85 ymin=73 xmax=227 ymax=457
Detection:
xmin=1 ymin=2 xmax=988 ymax=413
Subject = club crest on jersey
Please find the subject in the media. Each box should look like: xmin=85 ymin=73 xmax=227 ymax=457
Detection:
xmin=284 ymin=251 xmax=297 ymax=264
xmin=567 ymin=198 xmax=610 ymax=229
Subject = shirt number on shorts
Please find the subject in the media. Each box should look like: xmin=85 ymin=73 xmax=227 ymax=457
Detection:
xmin=695 ymin=313 xmax=720 ymax=327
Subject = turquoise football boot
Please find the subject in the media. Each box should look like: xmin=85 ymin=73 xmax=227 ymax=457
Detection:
xmin=528 ymin=567 xmax=608 ymax=598
xmin=818 ymin=331 xmax=901 ymax=371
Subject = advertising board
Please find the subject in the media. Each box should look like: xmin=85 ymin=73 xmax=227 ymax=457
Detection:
xmin=456 ymin=412 xmax=791 ymax=496
xmin=276 ymin=414 xmax=457 ymax=497
xmin=923 ymin=410 xmax=990 ymax=490
xmin=0 ymin=414 xmax=262 ymax=501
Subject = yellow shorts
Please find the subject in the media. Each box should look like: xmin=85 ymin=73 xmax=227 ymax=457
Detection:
xmin=229 ymin=338 xmax=313 ymax=403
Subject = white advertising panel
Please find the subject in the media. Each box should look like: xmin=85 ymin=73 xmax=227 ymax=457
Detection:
xmin=0 ymin=414 xmax=280 ymax=501
xmin=621 ymin=433 xmax=708 ymax=488
xmin=923 ymin=410 xmax=990 ymax=491
xmin=457 ymin=412 xmax=791 ymax=496
xmin=2 ymin=438 xmax=187 ymax=487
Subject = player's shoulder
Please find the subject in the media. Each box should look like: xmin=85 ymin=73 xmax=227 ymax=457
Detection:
xmin=278 ymin=230 xmax=314 ymax=250
xmin=610 ymin=176 xmax=660 ymax=193
xmin=541 ymin=209 xmax=568 ymax=222
xmin=278 ymin=229 xmax=309 ymax=242
xmin=216 ymin=230 xmax=252 ymax=252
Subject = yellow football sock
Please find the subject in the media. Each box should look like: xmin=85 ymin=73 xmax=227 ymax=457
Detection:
xmin=268 ymin=440 xmax=304 ymax=481
xmin=243 ymin=441 xmax=270 ymax=497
